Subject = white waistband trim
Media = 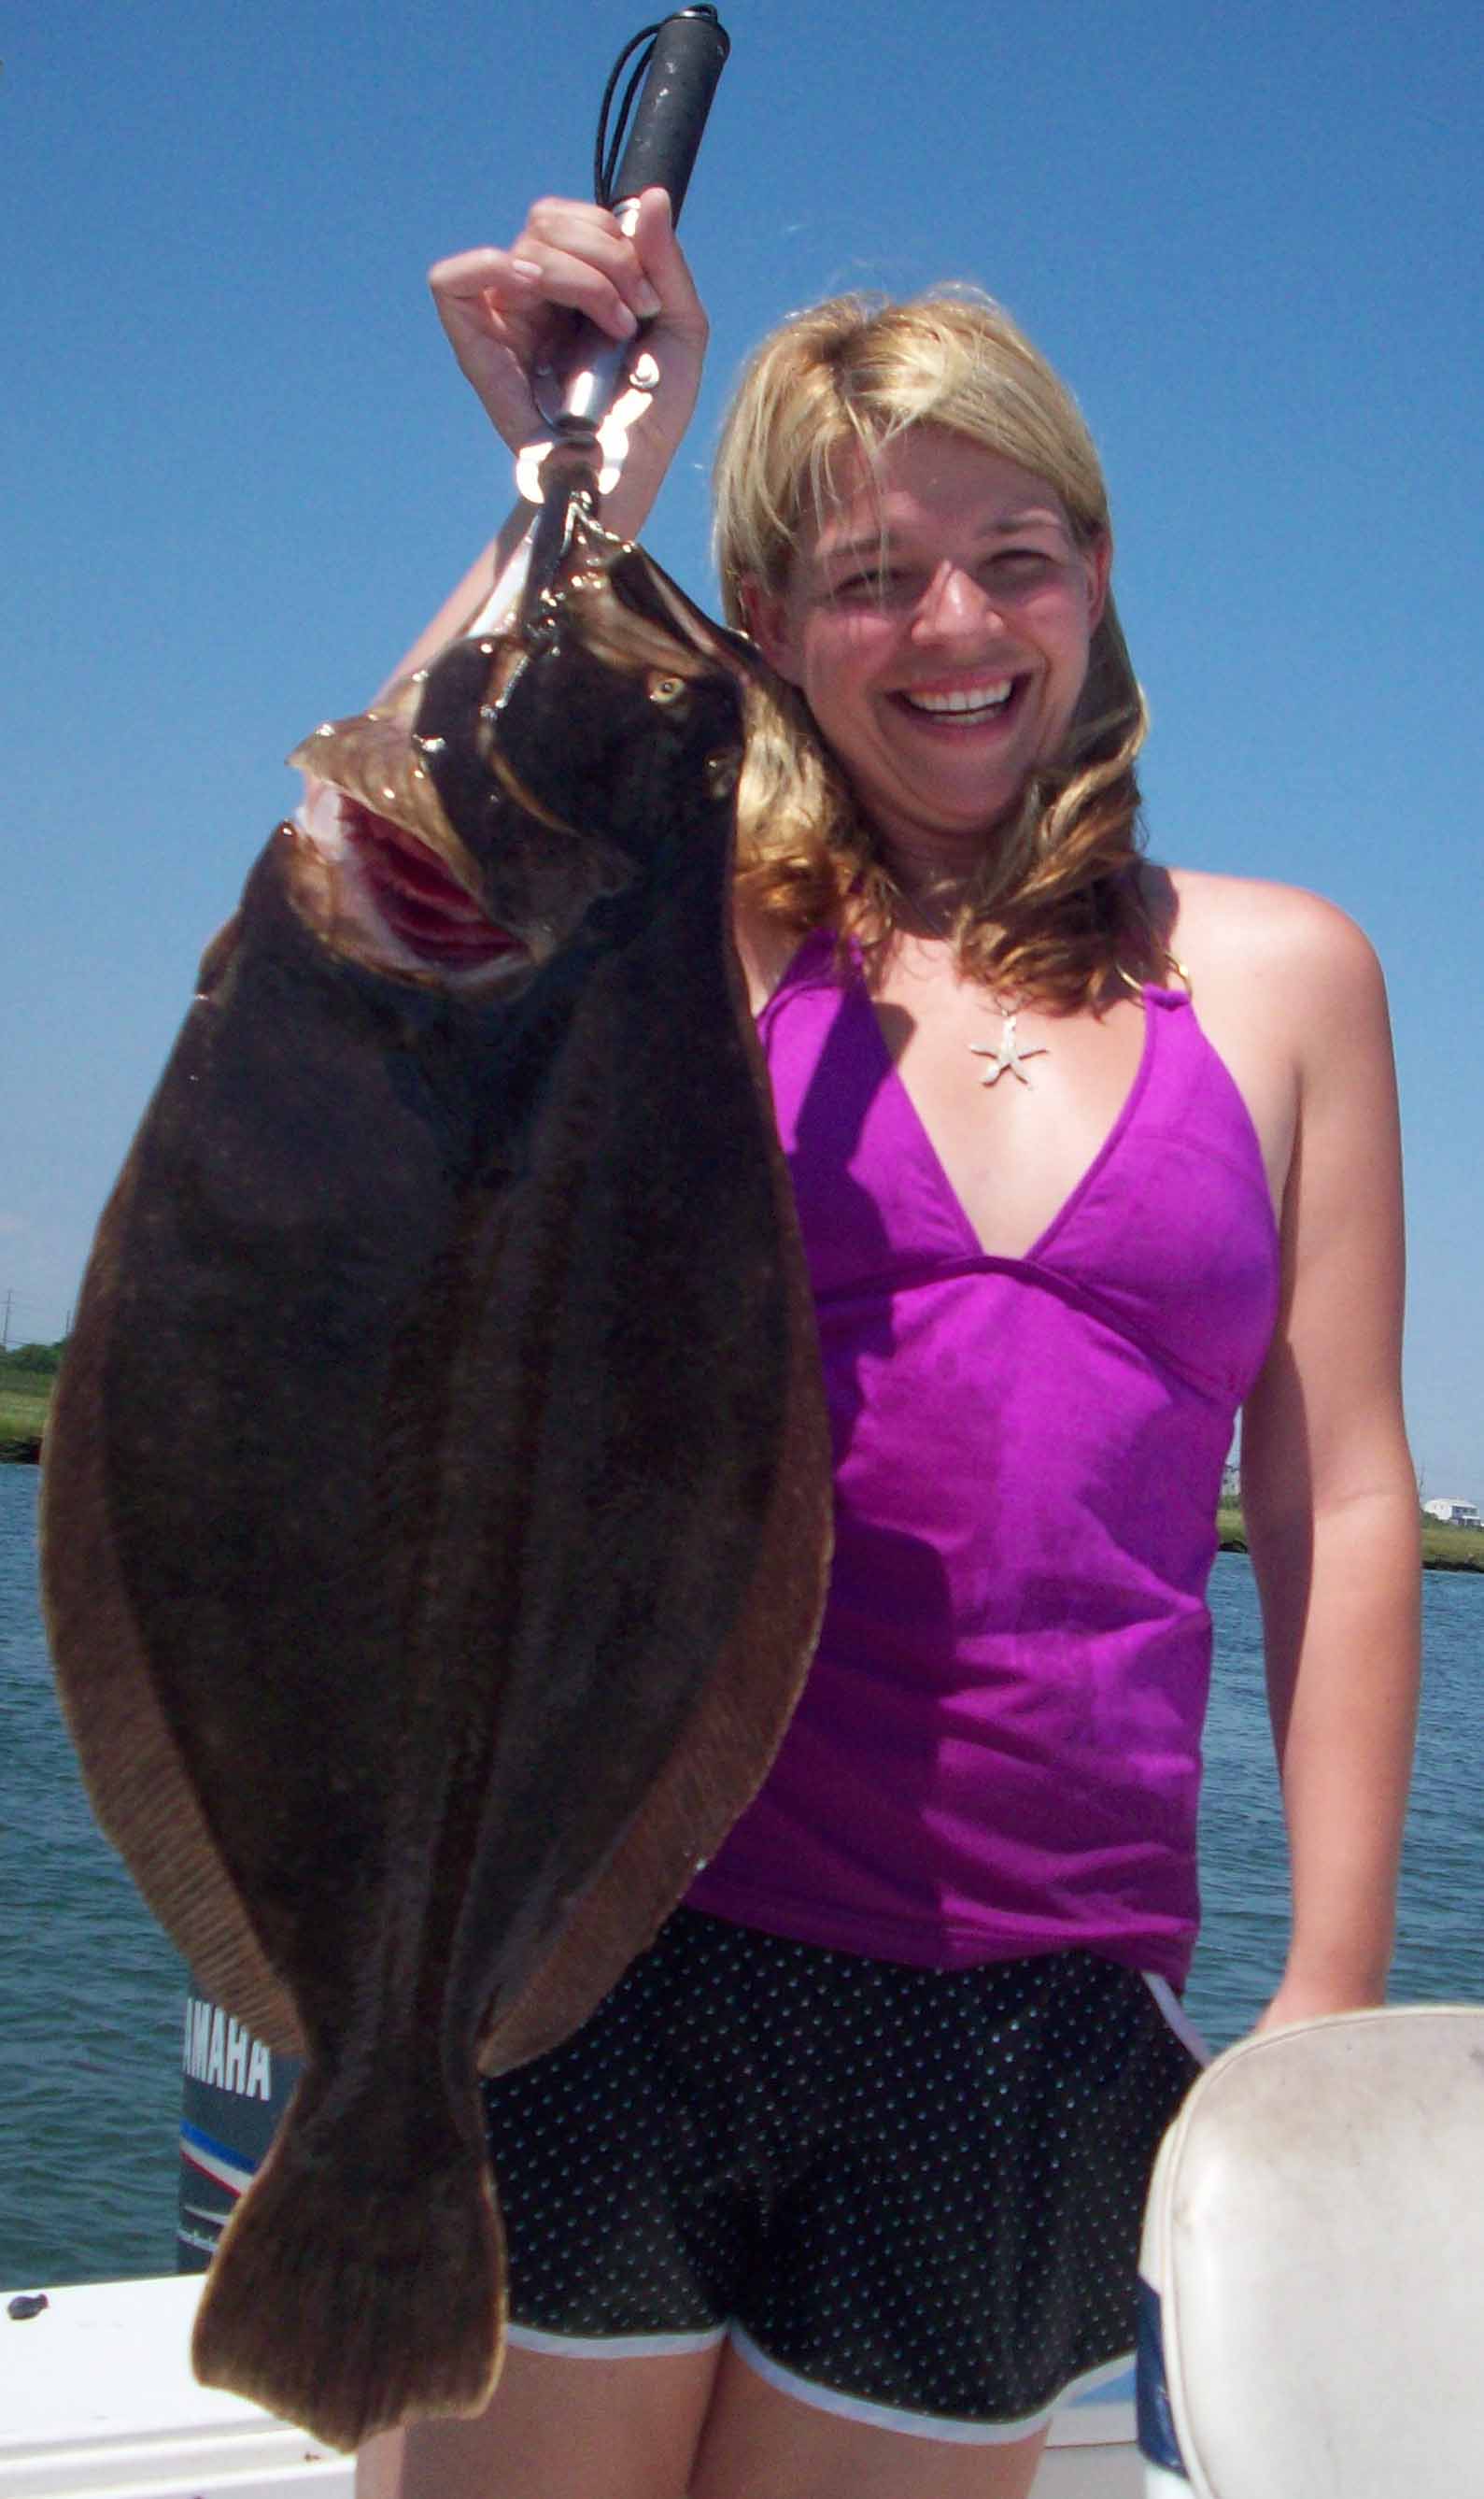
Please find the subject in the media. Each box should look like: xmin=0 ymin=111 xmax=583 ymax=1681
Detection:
xmin=1142 ymin=1969 xmax=1211 ymax=2065
xmin=504 ymin=2320 xmax=727 ymax=2361
xmin=729 ymin=2326 xmax=1134 ymax=2446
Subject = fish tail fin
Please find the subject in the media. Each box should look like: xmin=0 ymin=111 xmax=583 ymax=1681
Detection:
xmin=191 ymin=2064 xmax=504 ymax=2452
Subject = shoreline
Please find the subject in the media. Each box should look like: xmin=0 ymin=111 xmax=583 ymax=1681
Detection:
xmin=7 ymin=1421 xmax=1479 ymax=1571
xmin=1216 ymin=1505 xmax=1483 ymax=1576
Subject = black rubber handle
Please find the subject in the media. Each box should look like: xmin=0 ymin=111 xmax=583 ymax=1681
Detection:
xmin=609 ymin=10 xmax=731 ymax=222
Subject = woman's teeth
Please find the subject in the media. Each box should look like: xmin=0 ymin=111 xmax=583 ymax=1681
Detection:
xmin=898 ymin=679 xmax=1014 ymax=719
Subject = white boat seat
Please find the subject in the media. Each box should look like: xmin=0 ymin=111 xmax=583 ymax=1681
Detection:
xmin=1136 ymin=2005 xmax=1484 ymax=2498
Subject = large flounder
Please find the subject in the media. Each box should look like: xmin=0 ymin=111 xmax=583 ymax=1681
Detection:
xmin=40 ymin=512 xmax=832 ymax=2450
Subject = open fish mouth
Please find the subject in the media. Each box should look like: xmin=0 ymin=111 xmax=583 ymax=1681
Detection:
xmin=41 ymin=511 xmax=831 ymax=2452
xmin=282 ymin=782 xmax=532 ymax=985
xmin=287 ymin=509 xmax=758 ymax=993
xmin=340 ymin=797 xmax=525 ymax=966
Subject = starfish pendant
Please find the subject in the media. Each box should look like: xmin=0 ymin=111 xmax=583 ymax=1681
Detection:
xmin=970 ymin=1010 xmax=1048 ymax=1087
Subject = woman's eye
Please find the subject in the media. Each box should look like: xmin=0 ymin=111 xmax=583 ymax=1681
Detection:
xmin=833 ymin=568 xmax=897 ymax=601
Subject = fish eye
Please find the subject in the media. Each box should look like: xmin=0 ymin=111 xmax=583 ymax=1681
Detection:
xmin=648 ymin=674 xmax=688 ymax=706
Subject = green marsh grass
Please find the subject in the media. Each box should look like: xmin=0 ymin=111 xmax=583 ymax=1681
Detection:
xmin=1218 ymin=1499 xmax=1482 ymax=1572
xmin=0 ymin=1370 xmax=50 ymax=1462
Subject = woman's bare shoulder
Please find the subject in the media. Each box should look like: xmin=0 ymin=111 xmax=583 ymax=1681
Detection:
xmin=1152 ymin=863 xmax=1386 ymax=1007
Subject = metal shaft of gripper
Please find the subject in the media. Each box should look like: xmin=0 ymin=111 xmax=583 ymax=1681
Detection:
xmin=516 ymin=338 xmax=634 ymax=631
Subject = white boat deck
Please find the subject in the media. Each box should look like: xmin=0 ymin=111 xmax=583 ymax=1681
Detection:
xmin=0 ymin=2276 xmax=1140 ymax=2495
xmin=0 ymin=2279 xmax=348 ymax=2499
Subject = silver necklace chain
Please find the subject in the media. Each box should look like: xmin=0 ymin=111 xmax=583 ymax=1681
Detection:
xmin=895 ymin=890 xmax=1190 ymax=1092
xmin=898 ymin=890 xmax=1049 ymax=1090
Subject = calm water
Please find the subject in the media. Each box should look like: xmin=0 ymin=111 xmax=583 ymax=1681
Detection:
xmin=3 ymin=1463 xmax=1481 ymax=2287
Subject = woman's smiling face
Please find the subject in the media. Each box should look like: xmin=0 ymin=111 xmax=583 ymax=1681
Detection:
xmin=745 ymin=427 xmax=1109 ymax=873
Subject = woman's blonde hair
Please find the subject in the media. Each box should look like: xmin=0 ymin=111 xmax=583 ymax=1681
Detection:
xmin=712 ymin=289 xmax=1158 ymax=1005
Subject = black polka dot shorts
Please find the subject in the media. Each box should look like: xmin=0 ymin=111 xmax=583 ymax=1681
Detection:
xmin=480 ymin=1908 xmax=1204 ymax=2439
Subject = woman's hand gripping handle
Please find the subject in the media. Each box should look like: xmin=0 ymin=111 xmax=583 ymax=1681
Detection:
xmin=429 ymin=187 xmax=709 ymax=545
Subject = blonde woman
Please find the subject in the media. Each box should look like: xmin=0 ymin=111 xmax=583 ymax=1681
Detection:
xmin=360 ymin=190 xmax=1419 ymax=2499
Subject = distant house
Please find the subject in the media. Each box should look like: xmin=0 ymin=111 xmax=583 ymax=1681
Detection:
xmin=1422 ymin=1498 xmax=1482 ymax=1529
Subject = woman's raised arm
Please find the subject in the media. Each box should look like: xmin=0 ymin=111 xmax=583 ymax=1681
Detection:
xmin=379 ymin=187 xmax=709 ymax=690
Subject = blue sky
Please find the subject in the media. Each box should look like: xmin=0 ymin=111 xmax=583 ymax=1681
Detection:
xmin=4 ymin=1 xmax=1481 ymax=1488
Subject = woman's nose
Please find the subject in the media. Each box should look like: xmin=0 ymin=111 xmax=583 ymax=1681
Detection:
xmin=911 ymin=562 xmax=1004 ymax=642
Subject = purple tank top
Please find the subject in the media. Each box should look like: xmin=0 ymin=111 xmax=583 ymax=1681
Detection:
xmin=686 ymin=932 xmax=1280 ymax=1985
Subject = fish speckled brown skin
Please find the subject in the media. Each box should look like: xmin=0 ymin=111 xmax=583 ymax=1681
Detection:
xmin=40 ymin=516 xmax=832 ymax=2450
